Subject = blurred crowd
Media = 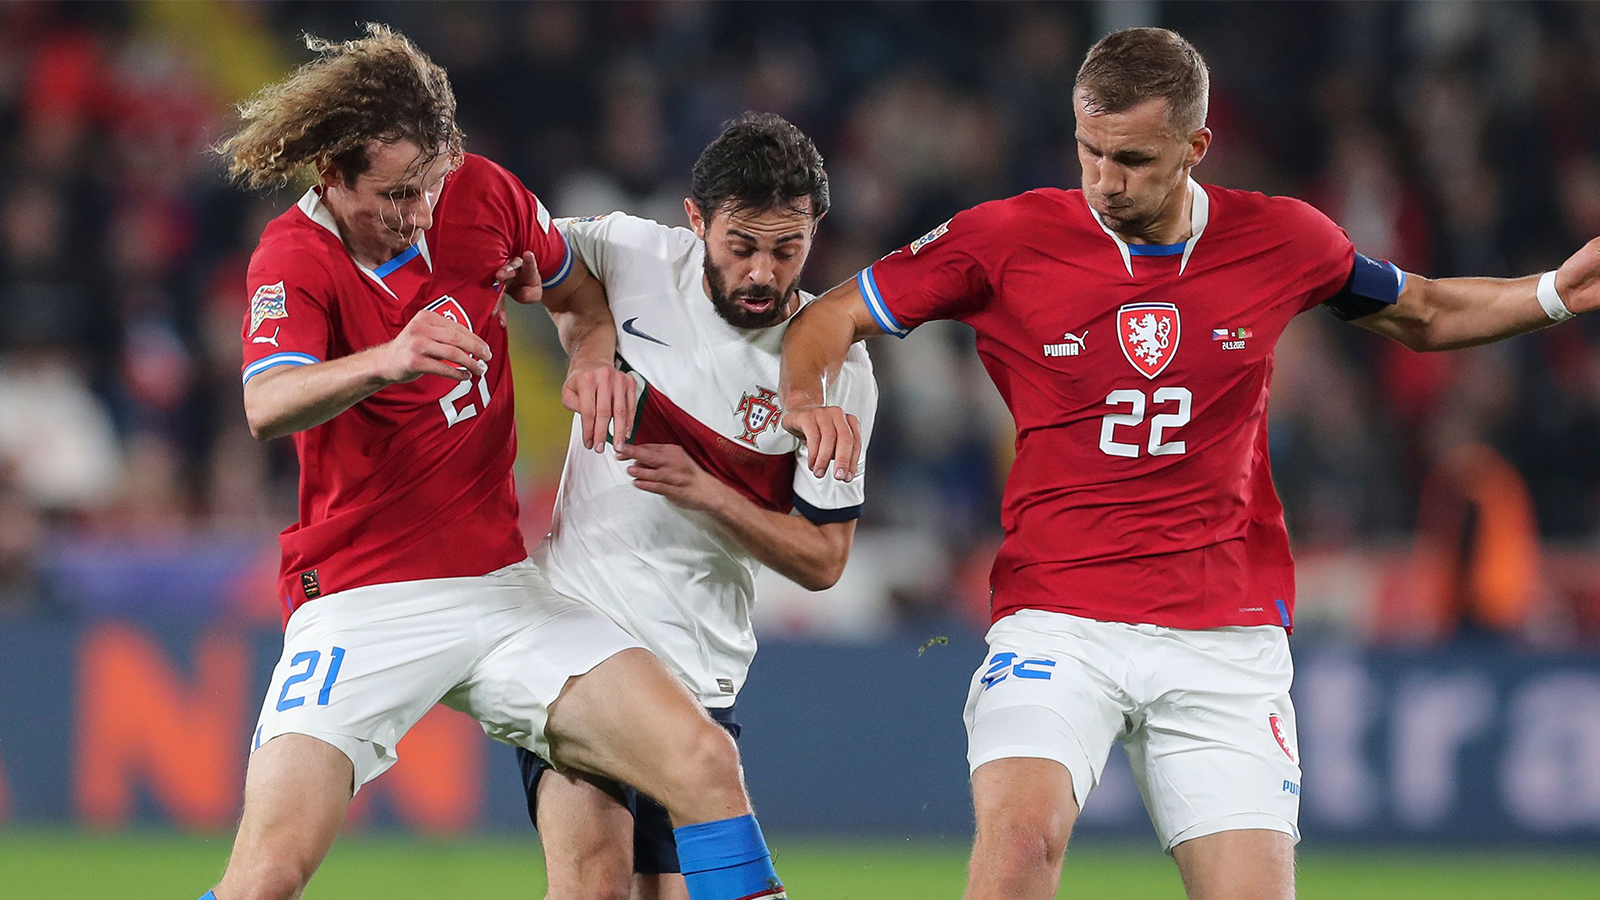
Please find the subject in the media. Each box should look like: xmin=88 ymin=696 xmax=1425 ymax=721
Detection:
xmin=2 ymin=1 xmax=1599 ymax=641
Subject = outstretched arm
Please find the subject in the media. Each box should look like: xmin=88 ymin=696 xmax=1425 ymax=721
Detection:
xmin=1353 ymin=237 xmax=1600 ymax=351
xmin=778 ymin=281 xmax=883 ymax=481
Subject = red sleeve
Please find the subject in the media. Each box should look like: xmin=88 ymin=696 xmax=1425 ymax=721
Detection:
xmin=241 ymin=244 xmax=333 ymax=386
xmin=1280 ymin=198 xmax=1357 ymax=313
xmin=857 ymin=200 xmax=1011 ymax=337
xmin=472 ymin=154 xmax=574 ymax=289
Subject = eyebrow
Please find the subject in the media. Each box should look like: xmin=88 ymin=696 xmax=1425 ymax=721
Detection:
xmin=1077 ymin=135 xmax=1156 ymax=163
xmin=728 ymin=229 xmax=806 ymax=245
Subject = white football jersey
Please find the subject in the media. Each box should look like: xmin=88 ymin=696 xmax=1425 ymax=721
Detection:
xmin=538 ymin=212 xmax=878 ymax=707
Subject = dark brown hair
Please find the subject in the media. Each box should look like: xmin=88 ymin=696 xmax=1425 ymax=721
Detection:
xmin=691 ymin=112 xmax=830 ymax=219
xmin=1075 ymin=27 xmax=1210 ymax=135
xmin=216 ymin=23 xmax=465 ymax=190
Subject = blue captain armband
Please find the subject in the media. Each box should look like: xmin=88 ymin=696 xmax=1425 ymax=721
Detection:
xmin=1324 ymin=252 xmax=1407 ymax=321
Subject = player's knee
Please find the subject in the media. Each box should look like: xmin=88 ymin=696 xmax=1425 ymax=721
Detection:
xmin=977 ymin=807 xmax=1072 ymax=873
xmin=665 ymin=720 xmax=744 ymax=800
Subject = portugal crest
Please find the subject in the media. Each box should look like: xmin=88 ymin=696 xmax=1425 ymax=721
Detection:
xmin=1118 ymin=302 xmax=1180 ymax=379
xmin=735 ymin=387 xmax=783 ymax=446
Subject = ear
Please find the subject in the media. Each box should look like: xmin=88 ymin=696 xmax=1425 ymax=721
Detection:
xmin=684 ymin=198 xmax=708 ymax=239
xmin=317 ymin=163 xmax=344 ymax=192
xmin=1185 ymin=127 xmax=1212 ymax=171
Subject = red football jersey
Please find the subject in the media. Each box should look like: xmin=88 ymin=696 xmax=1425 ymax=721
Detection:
xmin=240 ymin=153 xmax=573 ymax=620
xmin=860 ymin=181 xmax=1357 ymax=630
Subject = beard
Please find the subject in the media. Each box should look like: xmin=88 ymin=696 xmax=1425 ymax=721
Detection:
xmin=703 ymin=250 xmax=801 ymax=329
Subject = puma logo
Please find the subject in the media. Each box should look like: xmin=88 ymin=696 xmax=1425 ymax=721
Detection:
xmin=252 ymin=327 xmax=281 ymax=348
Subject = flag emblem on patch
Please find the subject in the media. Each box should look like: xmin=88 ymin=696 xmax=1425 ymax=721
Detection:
xmin=910 ymin=219 xmax=951 ymax=254
xmin=1212 ymin=325 xmax=1252 ymax=350
xmin=250 ymin=281 xmax=288 ymax=335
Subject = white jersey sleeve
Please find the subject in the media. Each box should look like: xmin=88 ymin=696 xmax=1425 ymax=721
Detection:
xmin=791 ymin=341 xmax=877 ymax=523
xmin=556 ymin=212 xmax=664 ymax=285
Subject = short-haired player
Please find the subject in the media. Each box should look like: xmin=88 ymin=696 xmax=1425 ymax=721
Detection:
xmin=519 ymin=112 xmax=876 ymax=900
xmin=781 ymin=26 xmax=1600 ymax=900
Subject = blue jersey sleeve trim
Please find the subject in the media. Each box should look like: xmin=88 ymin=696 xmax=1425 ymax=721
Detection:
xmin=540 ymin=241 xmax=575 ymax=289
xmin=1274 ymin=598 xmax=1292 ymax=628
xmin=857 ymin=266 xmax=909 ymax=338
xmin=372 ymin=243 xmax=421 ymax=278
xmin=242 ymin=352 xmax=321 ymax=385
xmin=793 ymin=494 xmax=863 ymax=524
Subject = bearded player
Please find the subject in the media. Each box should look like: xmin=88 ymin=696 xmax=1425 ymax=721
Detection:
xmin=207 ymin=26 xmax=786 ymax=900
xmin=780 ymin=26 xmax=1600 ymax=900
xmin=518 ymin=113 xmax=876 ymax=900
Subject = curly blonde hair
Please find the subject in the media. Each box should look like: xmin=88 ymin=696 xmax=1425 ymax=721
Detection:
xmin=217 ymin=23 xmax=465 ymax=190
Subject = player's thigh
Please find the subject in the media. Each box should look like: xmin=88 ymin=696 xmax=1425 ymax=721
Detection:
xmin=535 ymin=766 xmax=636 ymax=900
xmin=217 ymin=733 xmax=353 ymax=898
xmin=970 ymin=756 xmax=1080 ymax=855
xmin=542 ymin=647 xmax=739 ymax=811
xmin=1128 ymin=625 xmax=1301 ymax=854
xmin=963 ymin=611 xmax=1130 ymax=812
xmin=1172 ymin=828 xmax=1296 ymax=900
xmin=253 ymin=582 xmax=480 ymax=791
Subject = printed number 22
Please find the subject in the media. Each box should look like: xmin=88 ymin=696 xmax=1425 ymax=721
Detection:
xmin=275 ymin=646 xmax=347 ymax=711
xmin=1099 ymin=386 xmax=1192 ymax=458
xmin=981 ymin=651 xmax=1057 ymax=690
xmin=441 ymin=373 xmax=492 ymax=427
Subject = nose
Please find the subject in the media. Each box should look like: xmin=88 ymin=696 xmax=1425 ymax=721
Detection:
xmin=748 ymin=253 xmax=778 ymax=287
xmin=409 ymin=198 xmax=433 ymax=233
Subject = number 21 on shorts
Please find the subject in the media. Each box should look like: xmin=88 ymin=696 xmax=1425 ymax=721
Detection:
xmin=275 ymin=646 xmax=348 ymax=711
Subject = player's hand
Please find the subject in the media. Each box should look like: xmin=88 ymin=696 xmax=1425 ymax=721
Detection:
xmin=781 ymin=404 xmax=863 ymax=482
xmin=1554 ymin=236 xmax=1600 ymax=315
xmin=563 ymin=359 xmax=636 ymax=452
xmin=617 ymin=443 xmax=733 ymax=512
xmin=496 ymin=251 xmax=545 ymax=305
xmin=376 ymin=308 xmax=492 ymax=384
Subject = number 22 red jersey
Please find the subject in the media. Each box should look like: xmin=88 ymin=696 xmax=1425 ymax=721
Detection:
xmin=859 ymin=180 xmax=1359 ymax=630
xmin=240 ymin=153 xmax=573 ymax=620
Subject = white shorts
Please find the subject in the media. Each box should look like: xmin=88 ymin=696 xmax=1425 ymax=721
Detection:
xmin=963 ymin=609 xmax=1302 ymax=852
xmin=251 ymin=559 xmax=642 ymax=791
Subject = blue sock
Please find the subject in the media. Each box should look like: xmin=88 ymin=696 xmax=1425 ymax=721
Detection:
xmin=198 ymin=893 xmax=218 ymax=900
xmin=674 ymin=814 xmax=786 ymax=899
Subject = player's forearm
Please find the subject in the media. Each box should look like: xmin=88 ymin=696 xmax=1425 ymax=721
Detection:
xmin=244 ymin=348 xmax=392 ymax=440
xmin=780 ymin=288 xmax=867 ymax=411
xmin=1401 ymin=273 xmax=1557 ymax=351
xmin=546 ymin=270 xmax=618 ymax=372
xmin=703 ymin=491 xmax=851 ymax=591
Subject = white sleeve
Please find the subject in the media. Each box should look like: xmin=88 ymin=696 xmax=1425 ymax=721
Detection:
xmin=791 ymin=342 xmax=878 ymax=523
xmin=554 ymin=212 xmax=663 ymax=286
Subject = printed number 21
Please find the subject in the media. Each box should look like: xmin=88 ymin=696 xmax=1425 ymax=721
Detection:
xmin=441 ymin=373 xmax=492 ymax=427
xmin=275 ymin=647 xmax=347 ymax=711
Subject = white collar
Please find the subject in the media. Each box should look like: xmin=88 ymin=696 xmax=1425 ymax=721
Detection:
xmin=1088 ymin=176 xmax=1210 ymax=278
xmin=297 ymin=187 xmax=432 ymax=299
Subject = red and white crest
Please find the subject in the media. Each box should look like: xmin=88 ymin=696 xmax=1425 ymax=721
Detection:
xmin=735 ymin=387 xmax=783 ymax=446
xmin=1118 ymin=302 xmax=1180 ymax=379
xmin=1269 ymin=712 xmax=1296 ymax=762
xmin=425 ymin=295 xmax=473 ymax=331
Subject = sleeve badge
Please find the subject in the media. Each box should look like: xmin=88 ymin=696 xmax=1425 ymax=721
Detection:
xmin=249 ymin=281 xmax=289 ymax=335
xmin=909 ymin=219 xmax=952 ymax=255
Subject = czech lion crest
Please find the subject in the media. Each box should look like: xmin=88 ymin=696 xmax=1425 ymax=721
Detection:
xmin=1118 ymin=302 xmax=1180 ymax=379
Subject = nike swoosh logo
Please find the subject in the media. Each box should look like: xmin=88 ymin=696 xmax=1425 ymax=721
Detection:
xmin=622 ymin=317 xmax=670 ymax=347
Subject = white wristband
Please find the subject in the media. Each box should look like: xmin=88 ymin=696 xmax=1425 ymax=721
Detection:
xmin=1537 ymin=270 xmax=1574 ymax=322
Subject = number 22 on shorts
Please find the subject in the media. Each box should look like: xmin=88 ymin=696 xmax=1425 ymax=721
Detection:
xmin=981 ymin=651 xmax=1056 ymax=690
xmin=275 ymin=646 xmax=348 ymax=711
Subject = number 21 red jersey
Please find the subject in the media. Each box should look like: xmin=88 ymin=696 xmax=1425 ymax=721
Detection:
xmin=240 ymin=154 xmax=573 ymax=620
xmin=859 ymin=180 xmax=1359 ymax=630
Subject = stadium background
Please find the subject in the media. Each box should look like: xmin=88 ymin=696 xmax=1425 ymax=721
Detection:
xmin=1 ymin=1 xmax=1599 ymax=897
